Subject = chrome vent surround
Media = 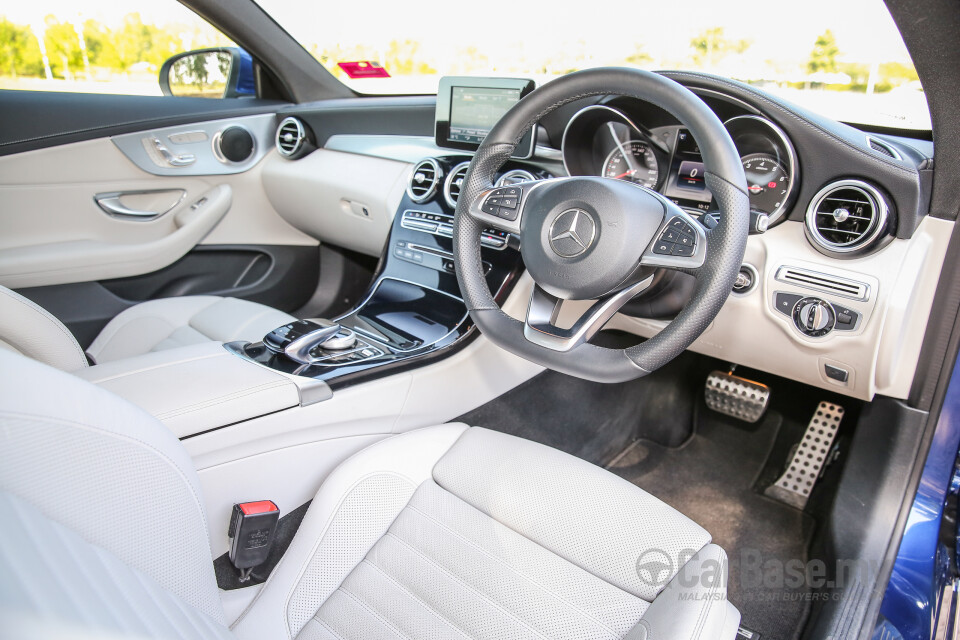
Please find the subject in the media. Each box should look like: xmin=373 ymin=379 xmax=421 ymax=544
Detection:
xmin=805 ymin=180 xmax=889 ymax=254
xmin=866 ymin=136 xmax=902 ymax=160
xmin=407 ymin=158 xmax=442 ymax=203
xmin=775 ymin=266 xmax=870 ymax=301
xmin=276 ymin=117 xmax=306 ymax=157
xmin=496 ymin=169 xmax=536 ymax=187
xmin=443 ymin=161 xmax=471 ymax=209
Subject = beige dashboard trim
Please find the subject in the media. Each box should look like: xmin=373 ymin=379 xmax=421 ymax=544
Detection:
xmin=261 ymin=149 xmax=410 ymax=257
xmin=593 ymin=217 xmax=952 ymax=401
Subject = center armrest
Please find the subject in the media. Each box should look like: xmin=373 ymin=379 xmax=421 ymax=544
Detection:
xmin=73 ymin=342 xmax=301 ymax=438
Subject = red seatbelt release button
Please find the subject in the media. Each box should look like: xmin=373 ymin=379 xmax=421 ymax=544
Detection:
xmin=228 ymin=500 xmax=279 ymax=582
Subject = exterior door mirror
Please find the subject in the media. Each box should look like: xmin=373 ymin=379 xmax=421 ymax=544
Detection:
xmin=159 ymin=47 xmax=256 ymax=98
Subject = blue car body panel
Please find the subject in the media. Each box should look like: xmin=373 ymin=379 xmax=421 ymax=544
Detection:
xmin=880 ymin=358 xmax=960 ymax=639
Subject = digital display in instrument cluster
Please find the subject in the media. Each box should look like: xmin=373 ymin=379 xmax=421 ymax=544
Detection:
xmin=664 ymin=129 xmax=714 ymax=212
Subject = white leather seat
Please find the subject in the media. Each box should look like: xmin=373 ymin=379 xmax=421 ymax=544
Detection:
xmin=0 ymin=285 xmax=294 ymax=370
xmin=0 ymin=350 xmax=741 ymax=640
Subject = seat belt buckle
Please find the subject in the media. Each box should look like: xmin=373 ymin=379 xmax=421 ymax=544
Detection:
xmin=228 ymin=500 xmax=280 ymax=582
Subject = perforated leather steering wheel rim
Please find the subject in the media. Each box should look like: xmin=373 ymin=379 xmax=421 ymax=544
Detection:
xmin=452 ymin=68 xmax=750 ymax=383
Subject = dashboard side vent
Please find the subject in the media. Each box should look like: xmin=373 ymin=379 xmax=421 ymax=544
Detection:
xmin=407 ymin=159 xmax=441 ymax=203
xmin=867 ymin=136 xmax=902 ymax=160
xmin=775 ymin=266 xmax=870 ymax=301
xmin=276 ymin=117 xmax=307 ymax=158
xmin=444 ymin=161 xmax=471 ymax=209
xmin=804 ymin=180 xmax=890 ymax=256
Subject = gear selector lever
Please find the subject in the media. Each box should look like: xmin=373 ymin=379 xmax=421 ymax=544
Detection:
xmin=263 ymin=319 xmax=358 ymax=365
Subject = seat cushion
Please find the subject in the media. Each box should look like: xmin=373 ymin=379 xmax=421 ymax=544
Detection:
xmin=234 ymin=425 xmax=740 ymax=640
xmin=86 ymin=296 xmax=295 ymax=364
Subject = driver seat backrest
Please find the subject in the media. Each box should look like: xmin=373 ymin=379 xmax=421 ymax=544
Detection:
xmin=0 ymin=349 xmax=230 ymax=638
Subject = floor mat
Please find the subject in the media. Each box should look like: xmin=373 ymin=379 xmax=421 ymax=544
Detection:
xmin=608 ymin=406 xmax=814 ymax=640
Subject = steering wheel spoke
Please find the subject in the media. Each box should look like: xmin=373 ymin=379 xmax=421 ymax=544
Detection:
xmin=523 ymin=276 xmax=655 ymax=352
xmin=639 ymin=204 xmax=708 ymax=274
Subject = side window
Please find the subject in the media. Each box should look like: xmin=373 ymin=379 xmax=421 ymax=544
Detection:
xmin=0 ymin=3 xmax=253 ymax=98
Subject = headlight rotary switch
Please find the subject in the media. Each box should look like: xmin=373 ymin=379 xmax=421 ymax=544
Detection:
xmin=792 ymin=296 xmax=836 ymax=337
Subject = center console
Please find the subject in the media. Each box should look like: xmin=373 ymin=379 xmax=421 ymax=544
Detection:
xmin=229 ymin=75 xmax=551 ymax=390
xmin=228 ymin=158 xmax=535 ymax=389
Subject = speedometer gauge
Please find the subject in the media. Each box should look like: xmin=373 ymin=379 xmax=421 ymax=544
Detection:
xmin=741 ymin=153 xmax=790 ymax=216
xmin=603 ymin=141 xmax=659 ymax=189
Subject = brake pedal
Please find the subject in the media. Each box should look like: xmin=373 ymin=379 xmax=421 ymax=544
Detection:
xmin=705 ymin=370 xmax=771 ymax=423
xmin=765 ymin=401 xmax=844 ymax=509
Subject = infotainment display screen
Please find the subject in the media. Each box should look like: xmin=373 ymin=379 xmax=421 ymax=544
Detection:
xmin=435 ymin=77 xmax=536 ymax=158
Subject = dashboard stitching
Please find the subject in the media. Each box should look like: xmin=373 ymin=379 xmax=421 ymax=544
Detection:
xmin=661 ymin=71 xmax=919 ymax=180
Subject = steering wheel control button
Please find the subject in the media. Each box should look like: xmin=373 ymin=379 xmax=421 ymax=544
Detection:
xmin=654 ymin=241 xmax=674 ymax=255
xmin=655 ymin=217 xmax=698 ymax=257
xmin=480 ymin=186 xmax=525 ymax=221
xmin=792 ymin=296 xmax=836 ymax=337
xmin=499 ymin=207 xmax=520 ymax=222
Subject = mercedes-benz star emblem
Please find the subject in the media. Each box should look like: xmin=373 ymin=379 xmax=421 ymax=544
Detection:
xmin=548 ymin=209 xmax=596 ymax=258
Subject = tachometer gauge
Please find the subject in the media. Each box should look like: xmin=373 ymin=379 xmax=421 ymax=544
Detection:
xmin=603 ymin=141 xmax=659 ymax=189
xmin=741 ymin=153 xmax=790 ymax=215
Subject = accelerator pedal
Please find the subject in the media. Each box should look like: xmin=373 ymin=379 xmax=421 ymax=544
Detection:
xmin=705 ymin=370 xmax=771 ymax=423
xmin=765 ymin=401 xmax=844 ymax=509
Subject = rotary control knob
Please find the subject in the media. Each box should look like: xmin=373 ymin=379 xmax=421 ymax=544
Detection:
xmin=319 ymin=327 xmax=357 ymax=351
xmin=792 ymin=297 xmax=836 ymax=337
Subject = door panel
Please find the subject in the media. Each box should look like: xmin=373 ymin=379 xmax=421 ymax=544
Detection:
xmin=0 ymin=89 xmax=285 ymax=156
xmin=0 ymin=119 xmax=317 ymax=289
xmin=17 ymin=244 xmax=319 ymax=348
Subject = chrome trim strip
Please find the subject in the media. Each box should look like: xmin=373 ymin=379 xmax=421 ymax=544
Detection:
xmin=774 ymin=265 xmax=871 ymax=301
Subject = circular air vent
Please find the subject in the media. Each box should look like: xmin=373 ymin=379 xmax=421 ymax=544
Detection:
xmin=805 ymin=180 xmax=890 ymax=255
xmin=407 ymin=158 xmax=442 ymax=203
xmin=444 ymin=161 xmax=471 ymax=209
xmin=276 ymin=117 xmax=307 ymax=158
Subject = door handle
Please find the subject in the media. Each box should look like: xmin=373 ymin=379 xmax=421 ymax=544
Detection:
xmin=94 ymin=189 xmax=185 ymax=220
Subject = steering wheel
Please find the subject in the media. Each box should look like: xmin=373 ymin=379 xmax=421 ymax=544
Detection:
xmin=452 ymin=68 xmax=750 ymax=383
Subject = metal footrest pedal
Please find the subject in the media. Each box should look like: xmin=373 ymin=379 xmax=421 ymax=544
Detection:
xmin=764 ymin=401 xmax=844 ymax=509
xmin=705 ymin=370 xmax=771 ymax=423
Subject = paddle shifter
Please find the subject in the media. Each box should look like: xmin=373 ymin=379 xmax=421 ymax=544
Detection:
xmin=263 ymin=319 xmax=358 ymax=365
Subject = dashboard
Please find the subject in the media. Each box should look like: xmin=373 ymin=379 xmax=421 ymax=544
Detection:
xmin=264 ymin=71 xmax=948 ymax=402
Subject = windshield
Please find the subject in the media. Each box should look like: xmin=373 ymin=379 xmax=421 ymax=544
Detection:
xmin=255 ymin=0 xmax=929 ymax=130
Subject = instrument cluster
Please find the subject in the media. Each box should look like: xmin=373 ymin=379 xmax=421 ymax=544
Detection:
xmin=561 ymin=103 xmax=798 ymax=225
